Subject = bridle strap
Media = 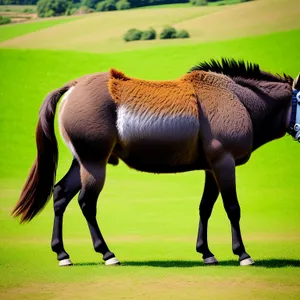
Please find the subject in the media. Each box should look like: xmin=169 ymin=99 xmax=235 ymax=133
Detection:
xmin=287 ymin=90 xmax=300 ymax=141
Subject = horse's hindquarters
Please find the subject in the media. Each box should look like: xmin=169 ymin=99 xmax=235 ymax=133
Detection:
xmin=58 ymin=73 xmax=118 ymax=163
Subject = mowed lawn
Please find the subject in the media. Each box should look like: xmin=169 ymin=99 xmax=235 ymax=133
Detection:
xmin=1 ymin=4 xmax=300 ymax=300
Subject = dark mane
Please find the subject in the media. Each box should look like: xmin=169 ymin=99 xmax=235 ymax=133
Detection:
xmin=189 ymin=58 xmax=292 ymax=84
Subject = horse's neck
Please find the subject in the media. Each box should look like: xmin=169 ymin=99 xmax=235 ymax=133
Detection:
xmin=231 ymin=79 xmax=291 ymax=149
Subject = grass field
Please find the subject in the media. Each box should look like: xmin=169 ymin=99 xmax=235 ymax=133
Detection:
xmin=1 ymin=0 xmax=299 ymax=53
xmin=0 ymin=5 xmax=36 ymax=13
xmin=0 ymin=16 xmax=81 ymax=43
xmin=1 ymin=0 xmax=300 ymax=299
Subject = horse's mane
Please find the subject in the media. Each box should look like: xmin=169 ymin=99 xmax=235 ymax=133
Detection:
xmin=189 ymin=58 xmax=292 ymax=84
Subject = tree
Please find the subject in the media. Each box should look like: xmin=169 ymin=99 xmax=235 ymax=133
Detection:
xmin=96 ymin=0 xmax=117 ymax=11
xmin=37 ymin=0 xmax=69 ymax=17
xmin=175 ymin=29 xmax=189 ymax=38
xmin=123 ymin=28 xmax=142 ymax=42
xmin=116 ymin=0 xmax=130 ymax=10
xmin=159 ymin=26 xmax=176 ymax=39
xmin=140 ymin=28 xmax=156 ymax=40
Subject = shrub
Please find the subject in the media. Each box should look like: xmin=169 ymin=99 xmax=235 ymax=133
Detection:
xmin=116 ymin=0 xmax=130 ymax=10
xmin=190 ymin=0 xmax=207 ymax=6
xmin=0 ymin=15 xmax=11 ymax=25
xmin=123 ymin=28 xmax=143 ymax=42
xmin=23 ymin=8 xmax=34 ymax=13
xmin=96 ymin=0 xmax=117 ymax=11
xmin=70 ymin=5 xmax=94 ymax=14
xmin=37 ymin=0 xmax=69 ymax=17
xmin=176 ymin=29 xmax=189 ymax=38
xmin=159 ymin=26 xmax=176 ymax=39
xmin=140 ymin=28 xmax=156 ymax=40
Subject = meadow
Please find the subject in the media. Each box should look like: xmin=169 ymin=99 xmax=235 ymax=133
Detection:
xmin=1 ymin=0 xmax=300 ymax=299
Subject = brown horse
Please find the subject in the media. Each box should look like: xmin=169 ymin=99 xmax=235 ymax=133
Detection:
xmin=11 ymin=58 xmax=300 ymax=267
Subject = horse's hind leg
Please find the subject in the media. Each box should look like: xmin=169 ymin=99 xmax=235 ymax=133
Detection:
xmin=51 ymin=159 xmax=81 ymax=266
xmin=196 ymin=171 xmax=219 ymax=265
xmin=206 ymin=140 xmax=254 ymax=266
xmin=78 ymin=161 xmax=119 ymax=265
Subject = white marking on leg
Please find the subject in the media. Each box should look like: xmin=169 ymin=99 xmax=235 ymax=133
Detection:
xmin=203 ymin=256 xmax=218 ymax=265
xmin=105 ymin=257 xmax=120 ymax=266
xmin=240 ymin=257 xmax=255 ymax=266
xmin=59 ymin=258 xmax=73 ymax=266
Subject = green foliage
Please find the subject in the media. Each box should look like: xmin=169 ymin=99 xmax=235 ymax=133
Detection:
xmin=0 ymin=15 xmax=11 ymax=25
xmin=116 ymin=0 xmax=130 ymax=10
xmin=123 ymin=26 xmax=189 ymax=42
xmin=96 ymin=0 xmax=117 ymax=11
xmin=23 ymin=7 xmax=35 ymax=12
xmin=69 ymin=5 xmax=94 ymax=14
xmin=37 ymin=0 xmax=69 ymax=17
xmin=175 ymin=29 xmax=189 ymax=38
xmin=159 ymin=26 xmax=177 ymax=39
xmin=140 ymin=27 xmax=156 ymax=40
xmin=190 ymin=0 xmax=207 ymax=5
xmin=123 ymin=27 xmax=142 ymax=42
xmin=0 ymin=0 xmax=38 ymax=4
xmin=129 ymin=0 xmax=189 ymax=8
xmin=80 ymin=0 xmax=99 ymax=8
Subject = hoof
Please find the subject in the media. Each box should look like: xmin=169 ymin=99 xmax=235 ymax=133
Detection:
xmin=240 ymin=257 xmax=255 ymax=266
xmin=59 ymin=258 xmax=73 ymax=266
xmin=105 ymin=257 xmax=120 ymax=266
xmin=204 ymin=256 xmax=218 ymax=265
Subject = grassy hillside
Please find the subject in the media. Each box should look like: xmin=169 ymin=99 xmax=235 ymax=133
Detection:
xmin=1 ymin=0 xmax=299 ymax=53
xmin=1 ymin=1 xmax=300 ymax=299
xmin=0 ymin=16 xmax=80 ymax=43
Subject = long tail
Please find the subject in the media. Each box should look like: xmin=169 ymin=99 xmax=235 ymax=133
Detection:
xmin=11 ymin=83 xmax=74 ymax=223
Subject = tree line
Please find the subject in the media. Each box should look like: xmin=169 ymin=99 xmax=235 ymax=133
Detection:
xmin=0 ymin=0 xmax=250 ymax=17
xmin=0 ymin=0 xmax=193 ymax=6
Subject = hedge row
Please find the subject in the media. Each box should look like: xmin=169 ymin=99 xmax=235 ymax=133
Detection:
xmin=124 ymin=26 xmax=189 ymax=42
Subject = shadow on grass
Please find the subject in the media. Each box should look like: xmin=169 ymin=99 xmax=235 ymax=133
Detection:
xmin=74 ymin=259 xmax=300 ymax=268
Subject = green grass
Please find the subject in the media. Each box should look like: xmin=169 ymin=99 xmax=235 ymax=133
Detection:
xmin=1 ymin=0 xmax=298 ymax=54
xmin=0 ymin=5 xmax=36 ymax=13
xmin=1 ymin=10 xmax=300 ymax=300
xmin=0 ymin=16 xmax=80 ymax=43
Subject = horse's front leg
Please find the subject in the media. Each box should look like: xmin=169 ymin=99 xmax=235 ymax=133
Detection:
xmin=207 ymin=139 xmax=254 ymax=266
xmin=196 ymin=171 xmax=219 ymax=265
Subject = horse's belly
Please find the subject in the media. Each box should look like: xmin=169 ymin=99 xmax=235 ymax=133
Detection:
xmin=116 ymin=106 xmax=200 ymax=166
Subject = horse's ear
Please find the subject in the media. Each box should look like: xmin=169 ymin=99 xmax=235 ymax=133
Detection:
xmin=292 ymin=73 xmax=300 ymax=90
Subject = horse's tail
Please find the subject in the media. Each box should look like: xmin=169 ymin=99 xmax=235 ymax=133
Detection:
xmin=11 ymin=83 xmax=74 ymax=223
